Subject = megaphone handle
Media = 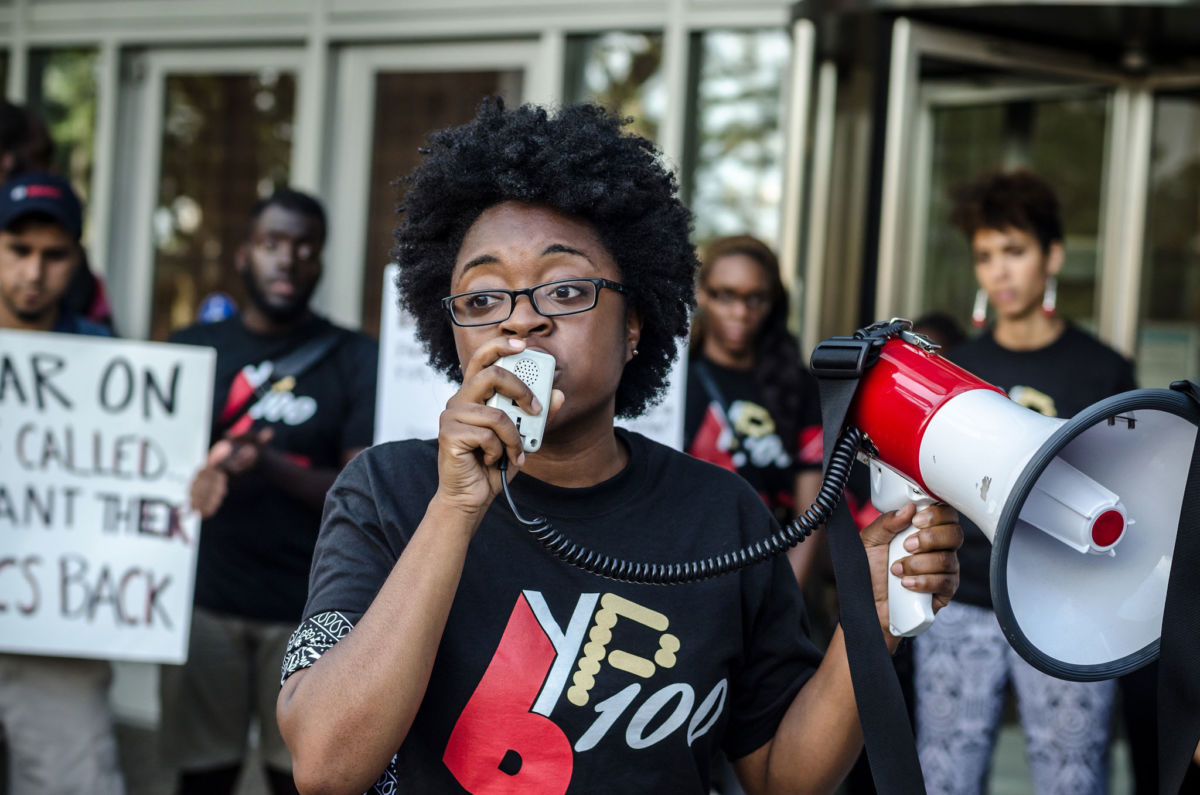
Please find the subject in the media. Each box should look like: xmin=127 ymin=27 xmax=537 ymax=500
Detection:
xmin=888 ymin=495 xmax=937 ymax=637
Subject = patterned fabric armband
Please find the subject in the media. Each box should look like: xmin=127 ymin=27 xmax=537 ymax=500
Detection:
xmin=280 ymin=611 xmax=355 ymax=686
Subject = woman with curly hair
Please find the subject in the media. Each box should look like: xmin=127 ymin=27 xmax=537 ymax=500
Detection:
xmin=686 ymin=235 xmax=824 ymax=584
xmin=275 ymin=99 xmax=961 ymax=795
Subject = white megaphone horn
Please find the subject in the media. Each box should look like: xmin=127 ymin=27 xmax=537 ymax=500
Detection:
xmin=817 ymin=321 xmax=1200 ymax=682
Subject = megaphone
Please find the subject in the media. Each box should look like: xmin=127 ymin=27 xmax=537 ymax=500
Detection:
xmin=821 ymin=322 xmax=1200 ymax=682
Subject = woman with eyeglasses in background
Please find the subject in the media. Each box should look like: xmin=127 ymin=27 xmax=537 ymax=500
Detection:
xmin=685 ymin=236 xmax=826 ymax=586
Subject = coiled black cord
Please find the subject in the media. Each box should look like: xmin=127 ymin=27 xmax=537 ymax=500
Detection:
xmin=499 ymin=426 xmax=863 ymax=585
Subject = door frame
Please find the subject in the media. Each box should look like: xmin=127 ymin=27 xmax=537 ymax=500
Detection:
xmin=902 ymin=80 xmax=1114 ymax=319
xmin=321 ymin=40 xmax=543 ymax=331
xmin=1102 ymin=73 xmax=1200 ymax=363
xmin=113 ymin=47 xmax=309 ymax=340
xmin=876 ymin=19 xmax=1200 ymax=358
xmin=876 ymin=19 xmax=1124 ymax=333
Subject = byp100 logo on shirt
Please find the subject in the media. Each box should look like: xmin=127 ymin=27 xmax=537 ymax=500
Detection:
xmin=238 ymin=361 xmax=317 ymax=426
xmin=442 ymin=590 xmax=727 ymax=794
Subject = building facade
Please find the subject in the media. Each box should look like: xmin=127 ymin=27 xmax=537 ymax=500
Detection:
xmin=794 ymin=0 xmax=1200 ymax=391
xmin=0 ymin=0 xmax=799 ymax=342
xmin=2 ymin=0 xmax=1199 ymax=388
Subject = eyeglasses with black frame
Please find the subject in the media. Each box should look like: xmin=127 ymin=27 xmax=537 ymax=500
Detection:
xmin=703 ymin=286 xmax=772 ymax=312
xmin=442 ymin=277 xmax=628 ymax=327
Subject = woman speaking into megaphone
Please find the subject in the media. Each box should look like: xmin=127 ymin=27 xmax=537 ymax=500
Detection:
xmin=272 ymin=100 xmax=962 ymax=795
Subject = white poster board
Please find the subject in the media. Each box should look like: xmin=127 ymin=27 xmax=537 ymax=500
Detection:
xmin=0 ymin=329 xmax=215 ymax=663
xmin=619 ymin=352 xmax=687 ymax=450
xmin=374 ymin=265 xmax=460 ymax=444
xmin=375 ymin=265 xmax=687 ymax=449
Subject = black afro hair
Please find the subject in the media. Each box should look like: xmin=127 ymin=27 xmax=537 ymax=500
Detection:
xmin=392 ymin=99 xmax=698 ymax=418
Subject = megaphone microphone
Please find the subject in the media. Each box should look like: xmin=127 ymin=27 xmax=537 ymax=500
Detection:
xmin=831 ymin=323 xmax=1200 ymax=682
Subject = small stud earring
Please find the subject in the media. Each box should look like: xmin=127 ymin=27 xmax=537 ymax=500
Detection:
xmin=632 ymin=348 xmax=639 ymax=356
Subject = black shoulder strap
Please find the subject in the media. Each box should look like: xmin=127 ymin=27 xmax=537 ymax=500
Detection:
xmin=1159 ymin=382 xmax=1200 ymax=793
xmin=812 ymin=332 xmax=926 ymax=795
xmin=216 ymin=327 xmax=347 ymax=435
xmin=691 ymin=358 xmax=729 ymax=413
xmin=273 ymin=326 xmax=347 ymax=379
xmin=692 ymin=358 xmax=751 ymax=457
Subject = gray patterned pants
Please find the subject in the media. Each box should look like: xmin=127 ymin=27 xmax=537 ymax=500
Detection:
xmin=914 ymin=601 xmax=1116 ymax=795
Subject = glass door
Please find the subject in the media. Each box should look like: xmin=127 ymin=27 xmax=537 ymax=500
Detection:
xmin=1135 ymin=82 xmax=1200 ymax=388
xmin=324 ymin=42 xmax=540 ymax=337
xmin=909 ymin=80 xmax=1112 ymax=335
xmin=876 ymin=21 xmax=1200 ymax=388
xmin=112 ymin=48 xmax=308 ymax=340
xmin=875 ymin=21 xmax=1125 ymax=344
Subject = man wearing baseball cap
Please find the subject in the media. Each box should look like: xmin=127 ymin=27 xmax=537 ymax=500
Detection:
xmin=0 ymin=171 xmax=124 ymax=794
xmin=0 ymin=171 xmax=110 ymax=336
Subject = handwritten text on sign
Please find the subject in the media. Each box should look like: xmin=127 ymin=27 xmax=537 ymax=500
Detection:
xmin=0 ymin=329 xmax=214 ymax=663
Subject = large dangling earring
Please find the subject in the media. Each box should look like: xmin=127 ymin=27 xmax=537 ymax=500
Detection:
xmin=1042 ymin=276 xmax=1057 ymax=317
xmin=971 ymin=288 xmax=988 ymax=328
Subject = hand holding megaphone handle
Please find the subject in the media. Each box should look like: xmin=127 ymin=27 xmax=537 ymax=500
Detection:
xmin=887 ymin=494 xmax=937 ymax=637
xmin=869 ymin=459 xmax=937 ymax=637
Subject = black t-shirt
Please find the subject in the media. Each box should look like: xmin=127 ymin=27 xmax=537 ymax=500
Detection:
xmin=283 ymin=429 xmax=823 ymax=794
xmin=170 ymin=315 xmax=378 ymax=622
xmin=947 ymin=324 xmax=1137 ymax=608
xmin=684 ymin=357 xmax=823 ymax=523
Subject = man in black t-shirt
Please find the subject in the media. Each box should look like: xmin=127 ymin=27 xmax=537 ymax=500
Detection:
xmin=162 ymin=188 xmax=377 ymax=795
xmin=915 ymin=171 xmax=1137 ymax=795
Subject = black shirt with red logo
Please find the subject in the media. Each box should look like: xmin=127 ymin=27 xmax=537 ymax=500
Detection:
xmin=283 ymin=429 xmax=823 ymax=793
xmin=170 ymin=315 xmax=378 ymax=622
xmin=684 ymin=356 xmax=823 ymax=524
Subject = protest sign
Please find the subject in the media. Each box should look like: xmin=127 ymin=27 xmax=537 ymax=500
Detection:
xmin=0 ymin=329 xmax=214 ymax=663
xmin=374 ymin=266 xmax=459 ymax=444
xmin=374 ymin=265 xmax=687 ymax=448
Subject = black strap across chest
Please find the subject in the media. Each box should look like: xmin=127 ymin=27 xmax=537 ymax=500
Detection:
xmin=811 ymin=325 xmax=926 ymax=795
xmin=215 ymin=327 xmax=346 ymax=435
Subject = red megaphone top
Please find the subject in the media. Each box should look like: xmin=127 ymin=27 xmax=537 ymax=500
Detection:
xmin=850 ymin=338 xmax=1005 ymax=494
